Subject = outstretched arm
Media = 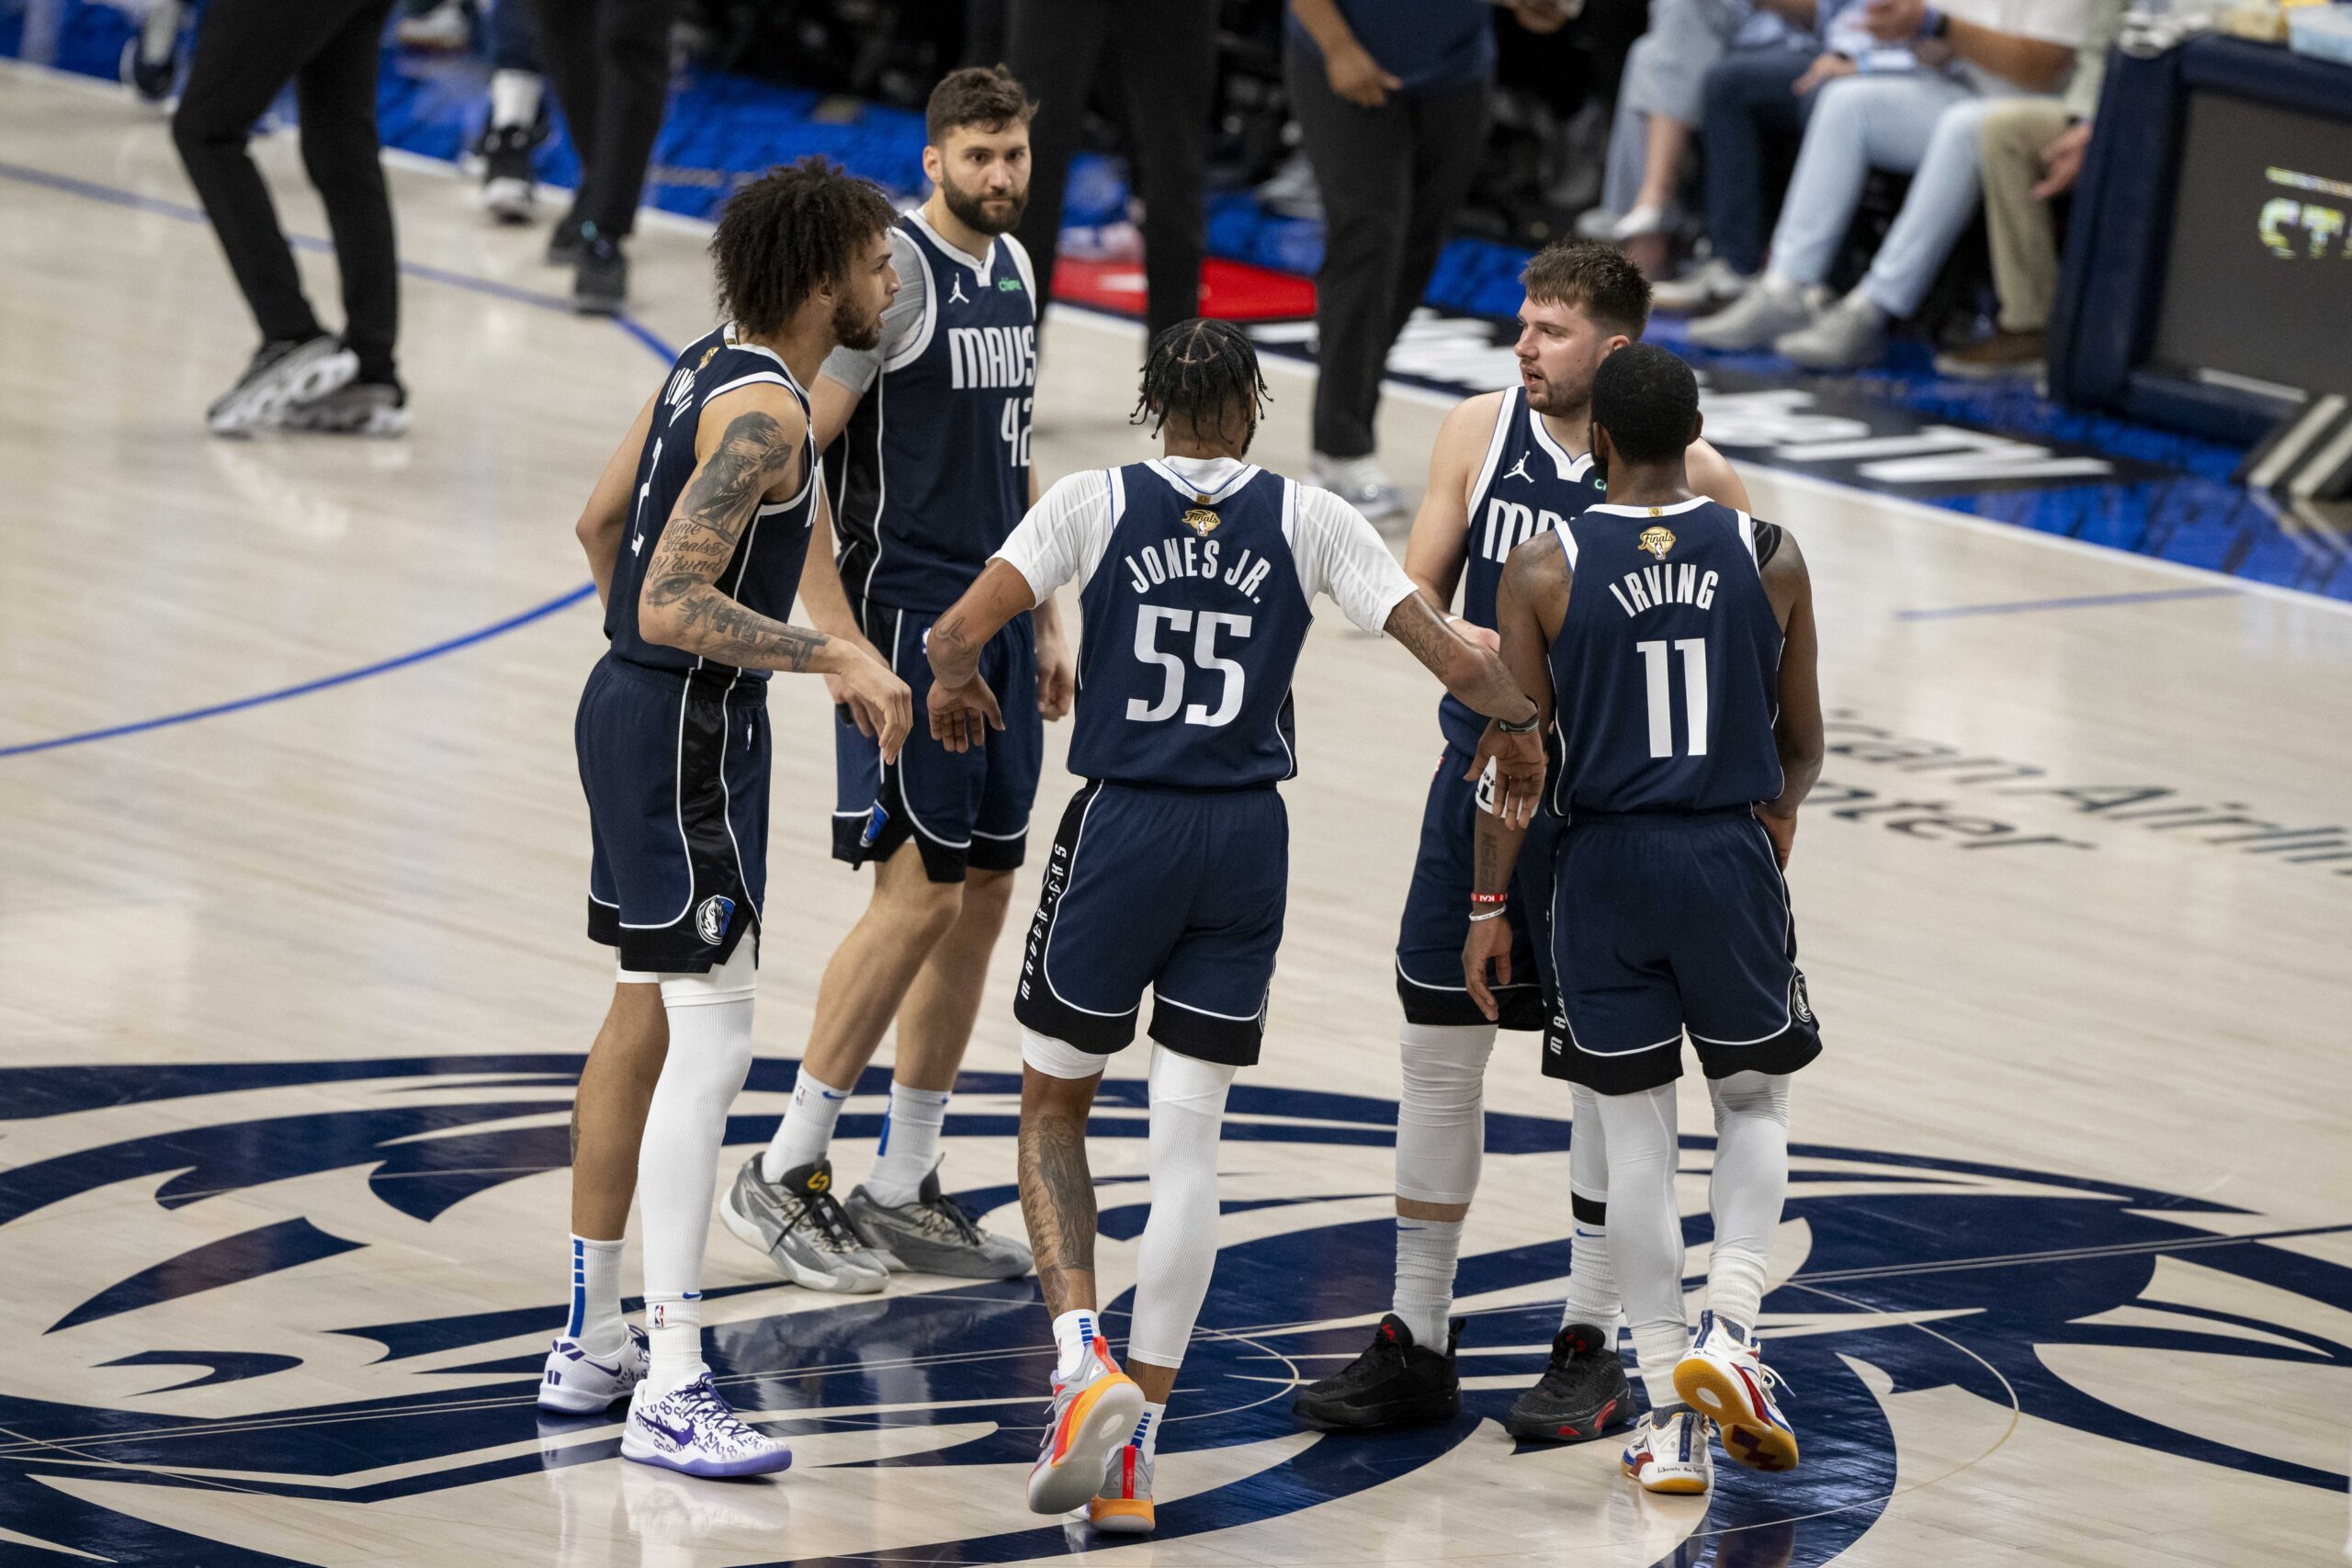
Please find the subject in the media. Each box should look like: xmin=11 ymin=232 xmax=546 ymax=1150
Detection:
xmin=1465 ymin=536 xmax=1570 ymax=1017
xmin=1758 ymin=531 xmax=1823 ymax=866
xmin=575 ymin=391 xmax=658 ymax=607
xmin=1383 ymin=592 xmax=1538 ymax=728
xmin=797 ymin=485 xmax=895 ymax=738
xmin=926 ymin=558 xmax=1037 ymax=751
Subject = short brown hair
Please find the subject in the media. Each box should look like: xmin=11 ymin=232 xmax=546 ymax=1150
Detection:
xmin=926 ymin=64 xmax=1035 ymax=145
xmin=1520 ymin=240 xmax=1651 ymax=338
xmin=710 ymin=157 xmax=897 ymax=338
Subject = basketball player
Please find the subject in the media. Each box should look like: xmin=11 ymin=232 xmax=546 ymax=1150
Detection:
xmin=1464 ymin=343 xmax=1825 ymax=1495
xmin=728 ymin=67 xmax=1062 ymax=1292
xmin=921 ymin=321 xmax=1545 ymax=1534
xmin=1295 ymin=241 xmax=1749 ymax=1443
xmin=540 ymin=159 xmax=912 ymax=1479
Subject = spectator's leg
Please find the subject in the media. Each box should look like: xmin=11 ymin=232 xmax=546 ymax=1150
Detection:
xmin=293 ymin=0 xmax=401 ymax=382
xmin=1857 ymin=95 xmax=1996 ymax=320
xmin=583 ymin=0 xmax=675 ymax=239
xmin=1617 ymin=0 xmax=1737 ymax=220
xmin=526 ymin=0 xmax=605 ymax=230
xmin=1599 ymin=54 xmax=1648 ymax=220
xmin=1698 ymin=46 xmax=1811 ymax=277
xmin=1385 ymin=82 xmax=1490 ymax=353
xmin=1007 ymin=0 xmax=1113 ymax=343
xmin=171 ymin=0 xmax=352 ymax=346
xmin=1284 ymin=39 xmax=1413 ymax=464
xmin=1977 ymin=98 xmax=2071 ymax=333
xmin=488 ymin=0 xmax=542 ymax=128
xmin=1763 ymin=73 xmax=1965 ymax=288
xmin=1113 ymin=0 xmax=1216 ymax=340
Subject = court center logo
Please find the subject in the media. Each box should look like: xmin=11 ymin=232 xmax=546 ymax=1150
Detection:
xmin=0 ymin=1055 xmax=2346 ymax=1567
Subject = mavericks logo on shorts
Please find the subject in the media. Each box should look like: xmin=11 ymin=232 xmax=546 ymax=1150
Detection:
xmin=695 ymin=895 xmax=735 ymax=945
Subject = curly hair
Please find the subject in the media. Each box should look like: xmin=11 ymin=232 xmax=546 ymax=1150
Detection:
xmin=1131 ymin=318 xmax=1270 ymax=448
xmin=1521 ymin=239 xmax=1652 ymax=339
xmin=1590 ymin=343 xmax=1701 ymax=463
xmin=709 ymin=156 xmax=897 ymax=339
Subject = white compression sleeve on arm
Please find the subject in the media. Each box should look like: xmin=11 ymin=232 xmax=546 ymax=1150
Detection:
xmin=1591 ymin=1082 xmax=1688 ymax=1409
xmin=1125 ymin=1047 xmax=1237 ymax=1369
xmin=1704 ymin=1071 xmax=1792 ymax=1334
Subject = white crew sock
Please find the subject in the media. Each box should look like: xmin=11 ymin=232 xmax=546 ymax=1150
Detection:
xmin=1392 ymin=1219 xmax=1464 ymax=1351
xmin=1705 ymin=1071 xmax=1792 ymax=1335
xmin=1133 ymin=1401 xmax=1168 ymax=1467
xmin=865 ymin=1083 xmax=951 ymax=1207
xmin=489 ymin=68 xmax=542 ymax=131
xmin=762 ymin=1066 xmax=851 ymax=1182
xmin=644 ymin=1292 xmax=703 ymax=1393
xmin=1052 ymin=1308 xmax=1104 ymax=1382
xmin=1560 ymin=1084 xmax=1621 ymax=1329
xmin=565 ymin=1235 xmax=627 ymax=1357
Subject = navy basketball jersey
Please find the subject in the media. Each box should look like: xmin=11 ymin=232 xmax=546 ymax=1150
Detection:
xmin=832 ymin=214 xmax=1037 ymax=615
xmin=605 ymin=324 xmax=820 ymax=682
xmin=1440 ymin=387 xmax=1611 ymax=750
xmin=1069 ymin=462 xmax=1316 ymax=789
xmin=1548 ymin=498 xmax=1784 ymax=816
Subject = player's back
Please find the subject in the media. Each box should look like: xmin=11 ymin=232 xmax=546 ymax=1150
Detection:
xmin=605 ymin=324 xmax=820 ymax=682
xmin=1549 ymin=497 xmax=1783 ymax=817
xmin=1069 ymin=460 xmax=1315 ymax=789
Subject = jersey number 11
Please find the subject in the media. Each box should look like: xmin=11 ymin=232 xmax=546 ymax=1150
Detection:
xmin=1635 ymin=637 xmax=1709 ymax=759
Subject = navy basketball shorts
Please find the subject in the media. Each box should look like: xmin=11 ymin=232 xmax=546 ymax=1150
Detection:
xmin=1543 ymin=809 xmax=1823 ymax=1095
xmin=1396 ymin=742 xmax=1561 ymax=1032
xmin=832 ymin=601 xmax=1042 ymax=884
xmin=577 ymin=654 xmax=767 ymax=974
xmin=1014 ymin=781 xmax=1288 ymax=1068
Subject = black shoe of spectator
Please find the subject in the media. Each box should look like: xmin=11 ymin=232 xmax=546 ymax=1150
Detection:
xmin=481 ymin=124 xmax=537 ymax=224
xmin=575 ymin=234 xmax=628 ymax=316
xmin=283 ymin=377 xmax=409 ymax=437
xmin=546 ymin=215 xmax=587 ymax=266
xmin=1503 ymin=1323 xmax=1635 ymax=1444
xmin=1293 ymin=1315 xmax=1461 ymax=1430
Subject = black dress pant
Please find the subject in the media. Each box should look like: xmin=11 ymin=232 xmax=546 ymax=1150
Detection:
xmin=1284 ymin=45 xmax=1490 ymax=461
xmin=526 ymin=0 xmax=676 ymax=240
xmin=171 ymin=0 xmax=400 ymax=380
xmin=1006 ymin=0 xmax=1216 ymax=345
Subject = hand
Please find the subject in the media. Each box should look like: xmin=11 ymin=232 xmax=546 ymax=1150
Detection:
xmin=928 ymin=671 xmax=1003 ymax=753
xmin=1759 ymin=807 xmax=1797 ymax=869
xmin=837 ymin=651 xmax=912 ymax=765
xmin=1326 ymin=39 xmax=1402 ymax=108
xmin=1792 ymin=51 xmax=1857 ymax=96
xmin=1467 ymin=723 xmax=1547 ymax=829
xmin=1449 ymin=616 xmax=1502 ymax=653
xmin=1463 ymin=912 xmax=1514 ymax=1021
xmin=1862 ymin=0 xmax=1925 ymax=42
xmin=1509 ymin=0 xmax=1577 ymax=34
xmin=826 ymin=671 xmax=878 ymax=739
xmin=1035 ymin=630 xmax=1076 ymax=723
xmin=2032 ymin=120 xmax=2092 ymax=200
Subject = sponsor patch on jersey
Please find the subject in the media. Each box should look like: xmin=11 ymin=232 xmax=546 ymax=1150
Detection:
xmin=1182 ymin=507 xmax=1221 ymax=537
xmin=695 ymin=895 xmax=735 ymax=945
xmin=1638 ymin=525 xmax=1677 ymax=559
xmin=998 ymin=276 xmax=1022 ymax=291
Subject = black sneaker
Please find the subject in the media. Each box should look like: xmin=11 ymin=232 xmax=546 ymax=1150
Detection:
xmin=1503 ymin=1322 xmax=1634 ymax=1444
xmin=481 ymin=123 xmax=537 ymax=223
xmin=545 ymin=215 xmax=587 ymax=266
xmin=574 ymin=233 xmax=627 ymax=316
xmin=1293 ymin=1314 xmax=1460 ymax=1430
xmin=205 ymin=334 xmax=356 ymax=436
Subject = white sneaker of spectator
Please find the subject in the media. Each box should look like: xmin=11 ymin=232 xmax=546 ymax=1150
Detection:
xmin=1774 ymin=289 xmax=1888 ymax=371
xmin=1651 ymin=257 xmax=1752 ymax=315
xmin=1309 ymin=454 xmax=1406 ymax=523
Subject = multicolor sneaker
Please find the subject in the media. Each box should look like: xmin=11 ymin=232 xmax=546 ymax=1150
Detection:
xmin=1621 ymin=1408 xmax=1713 ymax=1495
xmin=1027 ymin=1337 xmax=1144 ymax=1515
xmin=722 ymin=1155 xmax=890 ymax=1293
xmin=1674 ymin=1310 xmax=1797 ymax=1472
xmin=620 ymin=1373 xmax=792 ymax=1478
xmin=1085 ymin=1411 xmax=1157 ymax=1535
xmin=845 ymin=1161 xmax=1033 ymax=1280
xmin=537 ymin=1326 xmax=650 ymax=1415
xmin=1504 ymin=1321 xmax=1634 ymax=1443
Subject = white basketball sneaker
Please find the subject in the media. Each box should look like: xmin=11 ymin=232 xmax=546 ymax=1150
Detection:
xmin=1620 ymin=1408 xmax=1713 ymax=1495
xmin=620 ymin=1372 xmax=792 ymax=1478
xmin=537 ymin=1326 xmax=650 ymax=1415
xmin=1673 ymin=1310 xmax=1798 ymax=1472
xmin=1027 ymin=1336 xmax=1145 ymax=1515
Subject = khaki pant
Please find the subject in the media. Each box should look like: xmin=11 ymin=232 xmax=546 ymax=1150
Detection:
xmin=1977 ymin=97 xmax=2074 ymax=333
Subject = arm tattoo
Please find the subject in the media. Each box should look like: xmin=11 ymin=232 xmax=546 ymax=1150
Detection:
xmin=1385 ymin=595 xmax=1453 ymax=669
xmin=641 ymin=410 xmax=832 ymax=671
xmin=1017 ymin=1112 xmax=1097 ymax=1316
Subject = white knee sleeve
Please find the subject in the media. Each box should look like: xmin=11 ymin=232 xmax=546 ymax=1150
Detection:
xmin=1023 ymin=1027 xmax=1108 ymax=1081
xmin=1705 ymin=1071 xmax=1792 ymax=1334
xmin=1125 ymin=1047 xmax=1235 ymax=1369
xmin=1591 ymin=1083 xmax=1687 ymax=1408
xmin=637 ymin=941 xmax=759 ymax=1303
xmin=1394 ymin=1021 xmax=1495 ymax=1207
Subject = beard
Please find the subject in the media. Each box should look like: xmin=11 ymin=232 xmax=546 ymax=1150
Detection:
xmin=831 ymin=291 xmax=884 ymax=352
xmin=942 ymin=174 xmax=1027 ymax=238
xmin=1523 ymin=367 xmax=1593 ymax=420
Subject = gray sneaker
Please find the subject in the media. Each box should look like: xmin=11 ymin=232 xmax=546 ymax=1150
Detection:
xmin=1686 ymin=278 xmax=1820 ymax=352
xmin=1774 ymin=289 xmax=1887 ymax=371
xmin=720 ymin=1156 xmax=890 ymax=1293
xmin=282 ymin=378 xmax=408 ymax=437
xmin=845 ymin=1162 xmax=1034 ymax=1280
xmin=1308 ymin=454 xmax=1406 ymax=523
xmin=206 ymin=335 xmax=357 ymax=437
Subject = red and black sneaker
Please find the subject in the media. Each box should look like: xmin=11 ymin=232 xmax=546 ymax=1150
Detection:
xmin=1293 ymin=1314 xmax=1460 ymax=1431
xmin=1504 ymin=1321 xmax=1635 ymax=1444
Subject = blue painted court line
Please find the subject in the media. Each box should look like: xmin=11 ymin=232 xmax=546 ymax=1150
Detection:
xmin=0 ymin=585 xmax=597 ymax=760
xmin=1895 ymin=585 xmax=2245 ymax=621
xmin=0 ymin=156 xmax=678 ymax=761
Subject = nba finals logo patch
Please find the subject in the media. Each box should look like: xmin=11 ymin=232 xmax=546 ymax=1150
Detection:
xmin=696 ymin=345 xmax=719 ymax=370
xmin=695 ymin=894 xmax=735 ymax=944
xmin=1638 ymin=525 xmax=1677 ymax=559
xmin=1182 ymin=507 xmax=1221 ymax=537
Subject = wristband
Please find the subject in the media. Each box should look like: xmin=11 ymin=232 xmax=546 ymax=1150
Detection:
xmin=1469 ymin=890 xmax=1508 ymax=905
xmin=1921 ymin=5 xmax=1950 ymax=38
xmin=1467 ymin=906 xmax=1509 ymax=923
xmin=1498 ymin=709 xmax=1541 ymax=734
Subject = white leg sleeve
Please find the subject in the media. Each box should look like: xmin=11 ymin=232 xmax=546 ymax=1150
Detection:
xmin=1591 ymin=1082 xmax=1687 ymax=1409
xmin=637 ymin=940 xmax=760 ymax=1310
xmin=1125 ymin=1047 xmax=1236 ymax=1370
xmin=1559 ymin=1083 xmax=1621 ymax=1329
xmin=1704 ymin=1070 xmax=1792 ymax=1335
xmin=1394 ymin=1021 xmax=1496 ymax=1207
xmin=1023 ymin=1027 xmax=1109 ymax=1080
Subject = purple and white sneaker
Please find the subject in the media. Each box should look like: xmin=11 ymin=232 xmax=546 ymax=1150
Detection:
xmin=537 ymin=1326 xmax=650 ymax=1415
xmin=620 ymin=1373 xmax=792 ymax=1478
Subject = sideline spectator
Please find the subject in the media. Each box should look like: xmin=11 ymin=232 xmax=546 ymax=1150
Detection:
xmin=1938 ymin=0 xmax=2123 ymax=375
xmin=172 ymin=0 xmax=406 ymax=436
xmin=478 ymin=0 xmax=548 ymax=224
xmin=526 ymin=0 xmax=677 ymax=315
xmin=1007 ymin=0 xmax=1219 ymax=346
xmin=1690 ymin=0 xmax=2087 ymax=369
xmin=1286 ymin=0 xmax=1570 ymax=520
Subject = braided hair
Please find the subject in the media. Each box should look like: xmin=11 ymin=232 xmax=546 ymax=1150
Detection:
xmin=710 ymin=156 xmax=897 ymax=340
xmin=1131 ymin=318 xmax=1270 ymax=452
